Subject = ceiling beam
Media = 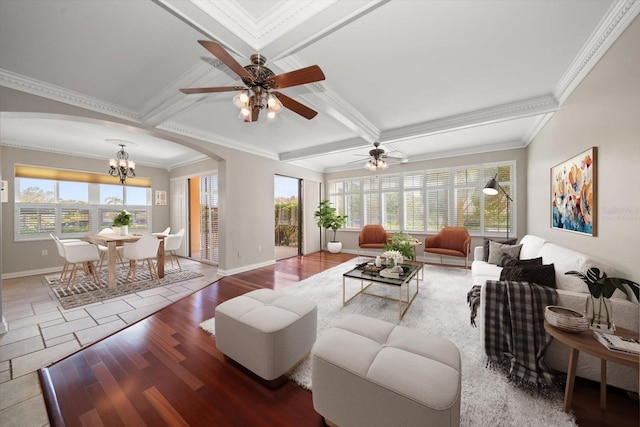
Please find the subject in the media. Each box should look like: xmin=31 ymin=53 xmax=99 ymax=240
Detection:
xmin=280 ymin=95 xmax=558 ymax=161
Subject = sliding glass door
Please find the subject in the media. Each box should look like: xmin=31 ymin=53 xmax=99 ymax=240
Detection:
xmin=275 ymin=175 xmax=301 ymax=260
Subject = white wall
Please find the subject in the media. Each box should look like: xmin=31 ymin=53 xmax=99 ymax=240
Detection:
xmin=527 ymin=16 xmax=640 ymax=283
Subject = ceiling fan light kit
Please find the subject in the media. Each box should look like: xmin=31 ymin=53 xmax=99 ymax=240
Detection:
xmin=180 ymin=41 xmax=325 ymax=122
xmin=363 ymin=142 xmax=391 ymax=171
xmin=365 ymin=158 xmax=388 ymax=171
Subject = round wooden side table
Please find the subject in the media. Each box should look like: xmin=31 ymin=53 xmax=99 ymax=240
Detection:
xmin=544 ymin=320 xmax=639 ymax=413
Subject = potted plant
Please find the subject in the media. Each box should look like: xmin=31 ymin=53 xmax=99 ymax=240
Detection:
xmin=566 ymin=267 xmax=640 ymax=332
xmin=112 ymin=209 xmax=132 ymax=236
xmin=314 ymin=200 xmax=348 ymax=253
xmin=384 ymin=232 xmax=417 ymax=261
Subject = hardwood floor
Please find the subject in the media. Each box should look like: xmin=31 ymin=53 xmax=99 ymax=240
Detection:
xmin=39 ymin=252 xmax=639 ymax=426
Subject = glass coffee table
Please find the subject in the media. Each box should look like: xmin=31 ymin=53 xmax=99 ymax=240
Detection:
xmin=342 ymin=261 xmax=422 ymax=319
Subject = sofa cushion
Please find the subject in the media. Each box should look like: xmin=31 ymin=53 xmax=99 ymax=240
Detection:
xmin=499 ymin=264 xmax=557 ymax=289
xmin=488 ymin=241 xmax=522 ymax=265
xmin=518 ymin=235 xmax=547 ymax=260
xmin=483 ymin=238 xmax=517 ymax=261
xmin=538 ymin=243 xmax=616 ymax=294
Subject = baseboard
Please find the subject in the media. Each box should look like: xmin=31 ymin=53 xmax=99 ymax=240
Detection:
xmin=0 ymin=316 xmax=8 ymax=334
xmin=2 ymin=266 xmax=61 ymax=280
xmin=217 ymin=259 xmax=275 ymax=276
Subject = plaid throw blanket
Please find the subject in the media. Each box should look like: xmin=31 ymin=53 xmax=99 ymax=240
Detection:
xmin=467 ymin=285 xmax=481 ymax=327
xmin=484 ymin=280 xmax=558 ymax=387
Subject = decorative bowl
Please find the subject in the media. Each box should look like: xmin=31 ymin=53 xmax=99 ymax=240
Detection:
xmin=544 ymin=305 xmax=588 ymax=333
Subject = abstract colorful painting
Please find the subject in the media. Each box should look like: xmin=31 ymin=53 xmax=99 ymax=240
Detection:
xmin=551 ymin=147 xmax=597 ymax=236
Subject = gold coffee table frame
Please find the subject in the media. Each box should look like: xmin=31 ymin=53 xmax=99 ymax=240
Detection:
xmin=342 ymin=262 xmax=422 ymax=320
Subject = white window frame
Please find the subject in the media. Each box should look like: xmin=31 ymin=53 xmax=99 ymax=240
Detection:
xmin=327 ymin=160 xmax=515 ymax=236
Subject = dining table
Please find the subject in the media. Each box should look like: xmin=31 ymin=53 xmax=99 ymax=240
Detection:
xmin=86 ymin=233 xmax=165 ymax=289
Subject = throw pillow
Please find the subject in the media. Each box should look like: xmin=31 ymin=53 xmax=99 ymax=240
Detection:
xmin=483 ymin=238 xmax=517 ymax=261
xmin=488 ymin=240 xmax=522 ymax=265
xmin=499 ymin=266 xmax=523 ymax=281
xmin=499 ymin=264 xmax=557 ymax=289
xmin=501 ymin=256 xmax=543 ymax=268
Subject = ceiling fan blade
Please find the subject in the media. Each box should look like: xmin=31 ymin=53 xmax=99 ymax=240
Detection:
xmin=180 ymin=86 xmax=245 ymax=94
xmin=273 ymin=92 xmax=318 ymax=119
xmin=198 ymin=40 xmax=254 ymax=82
xmin=266 ymin=65 xmax=325 ymax=89
xmin=244 ymin=105 xmax=261 ymax=122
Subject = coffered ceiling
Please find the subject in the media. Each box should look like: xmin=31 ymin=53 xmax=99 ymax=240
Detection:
xmin=1 ymin=0 xmax=638 ymax=172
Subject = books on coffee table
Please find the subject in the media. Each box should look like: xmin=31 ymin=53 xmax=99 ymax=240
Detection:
xmin=593 ymin=331 xmax=640 ymax=356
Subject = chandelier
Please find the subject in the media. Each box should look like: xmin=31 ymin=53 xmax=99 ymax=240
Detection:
xmin=232 ymin=88 xmax=283 ymax=120
xmin=108 ymin=144 xmax=136 ymax=184
xmin=364 ymin=158 xmax=388 ymax=171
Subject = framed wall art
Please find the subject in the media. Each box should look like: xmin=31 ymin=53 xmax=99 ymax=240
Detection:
xmin=155 ymin=190 xmax=167 ymax=206
xmin=551 ymin=147 xmax=596 ymax=236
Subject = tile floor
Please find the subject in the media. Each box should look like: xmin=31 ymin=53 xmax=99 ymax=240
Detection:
xmin=0 ymin=258 xmax=219 ymax=427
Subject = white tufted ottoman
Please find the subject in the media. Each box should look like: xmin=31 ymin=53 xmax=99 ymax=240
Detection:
xmin=215 ymin=289 xmax=317 ymax=383
xmin=311 ymin=314 xmax=461 ymax=427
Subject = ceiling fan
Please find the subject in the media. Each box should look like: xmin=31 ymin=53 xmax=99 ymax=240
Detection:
xmin=180 ymin=40 xmax=325 ymax=122
xmin=357 ymin=142 xmax=408 ymax=171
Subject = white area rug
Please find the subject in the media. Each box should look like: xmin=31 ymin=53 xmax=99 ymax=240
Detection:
xmin=200 ymin=260 xmax=576 ymax=426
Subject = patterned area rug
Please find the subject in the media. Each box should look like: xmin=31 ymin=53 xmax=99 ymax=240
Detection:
xmin=46 ymin=266 xmax=204 ymax=310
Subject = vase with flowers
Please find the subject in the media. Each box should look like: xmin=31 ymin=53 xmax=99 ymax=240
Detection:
xmin=112 ymin=209 xmax=132 ymax=236
xmin=566 ymin=267 xmax=640 ymax=333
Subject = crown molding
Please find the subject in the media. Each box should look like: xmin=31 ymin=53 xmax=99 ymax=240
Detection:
xmin=269 ymin=0 xmax=389 ymax=58
xmin=554 ymin=0 xmax=640 ymax=104
xmin=139 ymin=59 xmax=226 ymax=126
xmin=321 ymin=139 xmax=527 ymax=174
xmin=381 ymin=95 xmax=558 ymax=143
xmin=0 ymin=139 xmax=182 ymax=170
xmin=190 ymin=0 xmax=337 ymax=50
xmin=158 ymin=121 xmax=279 ymax=161
xmin=522 ymin=112 xmax=555 ymax=145
xmin=280 ymin=96 xmax=556 ymax=163
xmin=274 ymin=54 xmax=380 ymax=144
xmin=0 ymin=69 xmax=140 ymax=123
xmin=279 ymin=136 xmax=367 ymax=161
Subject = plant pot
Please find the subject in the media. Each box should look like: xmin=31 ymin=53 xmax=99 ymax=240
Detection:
xmin=585 ymin=295 xmax=615 ymax=333
xmin=327 ymin=241 xmax=342 ymax=253
xmin=120 ymin=225 xmax=129 ymax=236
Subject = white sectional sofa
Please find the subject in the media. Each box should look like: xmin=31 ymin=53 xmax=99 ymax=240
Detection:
xmin=472 ymin=235 xmax=639 ymax=392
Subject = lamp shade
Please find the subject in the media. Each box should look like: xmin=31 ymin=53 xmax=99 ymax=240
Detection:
xmin=483 ymin=176 xmax=499 ymax=195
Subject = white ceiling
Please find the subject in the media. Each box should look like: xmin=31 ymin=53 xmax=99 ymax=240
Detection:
xmin=1 ymin=0 xmax=638 ymax=173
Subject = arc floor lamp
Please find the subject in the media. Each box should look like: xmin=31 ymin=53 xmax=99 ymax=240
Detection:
xmin=483 ymin=174 xmax=513 ymax=239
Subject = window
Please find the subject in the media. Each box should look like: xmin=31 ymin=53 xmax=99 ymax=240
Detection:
xmin=425 ymin=170 xmax=449 ymax=232
xmin=15 ymin=177 xmax=152 ymax=241
xmin=200 ymin=174 xmax=219 ymax=263
xmin=404 ymin=174 xmax=424 ymax=231
xmin=483 ymin=165 xmax=514 ymax=236
xmin=328 ymin=161 xmax=514 ymax=236
xmin=380 ymin=176 xmax=401 ymax=230
xmin=454 ymin=167 xmax=481 ymax=231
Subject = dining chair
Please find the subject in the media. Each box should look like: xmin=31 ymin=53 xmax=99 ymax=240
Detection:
xmin=50 ymin=234 xmax=84 ymax=282
xmin=122 ymin=234 xmax=160 ymax=285
xmin=164 ymin=228 xmax=185 ymax=271
xmin=60 ymin=242 xmax=102 ymax=291
xmin=153 ymin=227 xmax=171 ymax=236
xmin=97 ymin=227 xmax=125 ymax=270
